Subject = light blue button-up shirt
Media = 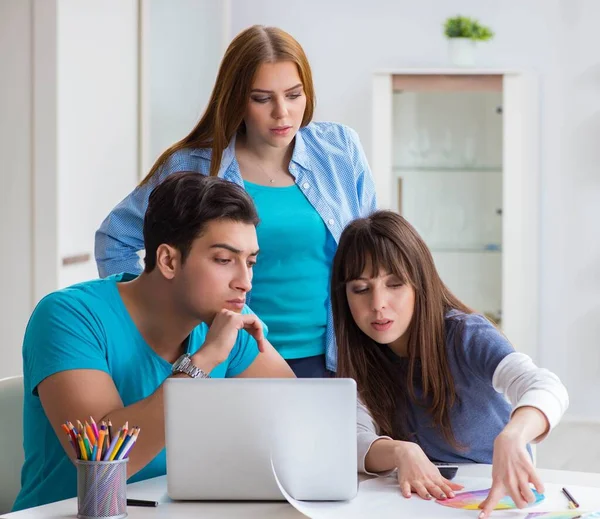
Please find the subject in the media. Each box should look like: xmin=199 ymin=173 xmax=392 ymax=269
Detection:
xmin=95 ymin=121 xmax=377 ymax=370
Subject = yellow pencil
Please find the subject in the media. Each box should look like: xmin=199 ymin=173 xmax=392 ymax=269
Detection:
xmin=77 ymin=435 xmax=87 ymax=460
xmin=82 ymin=431 xmax=93 ymax=459
xmin=109 ymin=430 xmax=126 ymax=461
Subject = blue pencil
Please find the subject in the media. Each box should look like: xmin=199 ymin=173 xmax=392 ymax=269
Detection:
xmin=114 ymin=432 xmax=133 ymax=460
xmin=117 ymin=428 xmax=140 ymax=460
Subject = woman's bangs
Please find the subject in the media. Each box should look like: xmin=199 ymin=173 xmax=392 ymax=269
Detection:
xmin=341 ymin=231 xmax=410 ymax=285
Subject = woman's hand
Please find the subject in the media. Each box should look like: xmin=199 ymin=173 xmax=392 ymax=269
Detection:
xmin=478 ymin=430 xmax=544 ymax=518
xmin=394 ymin=442 xmax=463 ymax=501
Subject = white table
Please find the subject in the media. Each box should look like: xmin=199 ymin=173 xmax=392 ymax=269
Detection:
xmin=4 ymin=465 xmax=600 ymax=518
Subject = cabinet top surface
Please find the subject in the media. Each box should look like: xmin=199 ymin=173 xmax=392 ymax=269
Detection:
xmin=374 ymin=68 xmax=524 ymax=76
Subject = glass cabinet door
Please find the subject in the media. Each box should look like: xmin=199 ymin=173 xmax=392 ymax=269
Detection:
xmin=392 ymin=75 xmax=503 ymax=325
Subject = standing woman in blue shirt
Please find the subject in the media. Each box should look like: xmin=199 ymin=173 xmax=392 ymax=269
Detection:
xmin=331 ymin=211 xmax=569 ymax=518
xmin=95 ymin=25 xmax=376 ymax=377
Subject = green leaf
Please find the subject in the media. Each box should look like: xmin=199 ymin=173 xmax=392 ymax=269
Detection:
xmin=444 ymin=15 xmax=494 ymax=41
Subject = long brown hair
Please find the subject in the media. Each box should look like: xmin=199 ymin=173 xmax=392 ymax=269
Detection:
xmin=140 ymin=25 xmax=316 ymax=185
xmin=332 ymin=210 xmax=473 ymax=447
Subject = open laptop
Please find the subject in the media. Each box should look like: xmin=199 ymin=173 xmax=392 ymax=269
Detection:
xmin=164 ymin=378 xmax=358 ymax=501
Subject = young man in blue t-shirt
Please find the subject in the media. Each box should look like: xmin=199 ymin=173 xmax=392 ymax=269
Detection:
xmin=13 ymin=173 xmax=294 ymax=511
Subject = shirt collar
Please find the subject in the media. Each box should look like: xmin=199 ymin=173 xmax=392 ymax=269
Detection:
xmin=189 ymin=136 xmax=237 ymax=178
xmin=188 ymin=128 xmax=311 ymax=174
xmin=290 ymin=128 xmax=311 ymax=170
xmin=218 ymin=135 xmax=237 ymax=177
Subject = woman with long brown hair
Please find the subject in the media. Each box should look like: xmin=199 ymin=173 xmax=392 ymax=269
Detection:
xmin=95 ymin=25 xmax=376 ymax=378
xmin=332 ymin=211 xmax=568 ymax=518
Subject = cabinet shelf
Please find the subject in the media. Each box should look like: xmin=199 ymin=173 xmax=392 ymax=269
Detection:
xmin=372 ymin=70 xmax=540 ymax=360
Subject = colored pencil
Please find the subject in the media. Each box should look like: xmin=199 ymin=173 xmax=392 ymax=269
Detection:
xmin=109 ymin=430 xmax=126 ymax=461
xmin=562 ymin=487 xmax=580 ymax=509
xmin=65 ymin=422 xmax=78 ymax=449
xmin=117 ymin=428 xmax=140 ymax=460
xmin=67 ymin=417 xmax=140 ymax=461
xmin=61 ymin=424 xmax=79 ymax=457
xmin=115 ymin=428 xmax=136 ymax=460
xmin=82 ymin=431 xmax=93 ymax=459
xmin=77 ymin=434 xmax=88 ymax=460
xmin=103 ymin=429 xmax=121 ymax=461
xmin=89 ymin=416 xmax=99 ymax=441
xmin=96 ymin=428 xmax=106 ymax=461
xmin=85 ymin=422 xmax=96 ymax=446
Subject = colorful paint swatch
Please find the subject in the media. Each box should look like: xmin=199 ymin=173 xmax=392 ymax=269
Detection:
xmin=436 ymin=488 xmax=545 ymax=510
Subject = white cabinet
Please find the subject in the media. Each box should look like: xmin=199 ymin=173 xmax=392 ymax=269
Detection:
xmin=32 ymin=0 xmax=139 ymax=297
xmin=372 ymin=70 xmax=540 ymax=359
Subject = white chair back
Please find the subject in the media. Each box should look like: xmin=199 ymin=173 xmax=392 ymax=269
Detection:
xmin=0 ymin=375 xmax=24 ymax=514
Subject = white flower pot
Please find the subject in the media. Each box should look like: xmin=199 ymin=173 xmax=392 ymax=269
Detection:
xmin=448 ymin=38 xmax=476 ymax=67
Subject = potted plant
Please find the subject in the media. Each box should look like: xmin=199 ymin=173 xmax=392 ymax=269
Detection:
xmin=444 ymin=15 xmax=494 ymax=67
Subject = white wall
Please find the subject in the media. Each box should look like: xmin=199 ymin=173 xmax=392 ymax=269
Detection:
xmin=140 ymin=0 xmax=230 ymax=174
xmin=0 ymin=0 xmax=33 ymax=379
xmin=229 ymin=0 xmax=600 ymax=421
xmin=548 ymin=0 xmax=600 ymax=421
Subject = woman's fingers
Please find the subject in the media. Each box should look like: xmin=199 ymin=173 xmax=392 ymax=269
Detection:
xmin=398 ymin=480 xmax=412 ymax=498
xmin=529 ymin=468 xmax=545 ymax=495
xmin=439 ymin=480 xmax=457 ymax=499
xmin=447 ymin=480 xmax=465 ymax=490
xmin=519 ymin=478 xmax=536 ymax=504
xmin=408 ymin=480 xmax=448 ymax=500
xmin=478 ymin=485 xmax=505 ymax=519
xmin=411 ymin=481 xmax=433 ymax=500
xmin=506 ymin=477 xmax=528 ymax=509
xmin=426 ymin=480 xmax=449 ymax=500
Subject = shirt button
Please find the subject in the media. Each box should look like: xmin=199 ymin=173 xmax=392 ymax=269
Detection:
xmin=302 ymin=182 xmax=309 ymax=189
xmin=290 ymin=164 xmax=296 ymax=170
xmin=328 ymin=219 xmax=335 ymax=226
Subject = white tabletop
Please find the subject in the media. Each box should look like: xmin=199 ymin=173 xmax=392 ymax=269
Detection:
xmin=4 ymin=465 xmax=600 ymax=518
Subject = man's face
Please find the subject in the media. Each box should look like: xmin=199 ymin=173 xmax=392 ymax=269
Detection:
xmin=172 ymin=219 xmax=259 ymax=323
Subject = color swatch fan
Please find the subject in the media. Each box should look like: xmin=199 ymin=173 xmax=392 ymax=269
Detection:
xmin=436 ymin=488 xmax=545 ymax=510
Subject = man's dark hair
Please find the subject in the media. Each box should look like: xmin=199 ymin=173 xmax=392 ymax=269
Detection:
xmin=143 ymin=172 xmax=259 ymax=272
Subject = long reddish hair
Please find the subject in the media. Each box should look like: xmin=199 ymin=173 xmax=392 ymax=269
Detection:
xmin=332 ymin=211 xmax=474 ymax=447
xmin=140 ymin=25 xmax=315 ymax=185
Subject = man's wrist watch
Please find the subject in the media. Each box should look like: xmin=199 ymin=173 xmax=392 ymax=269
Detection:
xmin=171 ymin=353 xmax=211 ymax=379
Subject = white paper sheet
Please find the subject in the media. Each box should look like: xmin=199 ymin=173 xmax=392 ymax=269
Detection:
xmin=271 ymin=465 xmax=600 ymax=519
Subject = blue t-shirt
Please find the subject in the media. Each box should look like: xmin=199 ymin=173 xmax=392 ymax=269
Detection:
xmin=383 ymin=310 xmax=516 ymax=464
xmin=244 ymin=181 xmax=335 ymax=360
xmin=13 ymin=273 xmax=262 ymax=511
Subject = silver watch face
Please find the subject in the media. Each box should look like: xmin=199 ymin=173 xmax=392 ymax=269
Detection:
xmin=172 ymin=354 xmax=190 ymax=373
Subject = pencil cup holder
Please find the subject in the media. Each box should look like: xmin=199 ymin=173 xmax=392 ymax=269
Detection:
xmin=75 ymin=459 xmax=128 ymax=519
